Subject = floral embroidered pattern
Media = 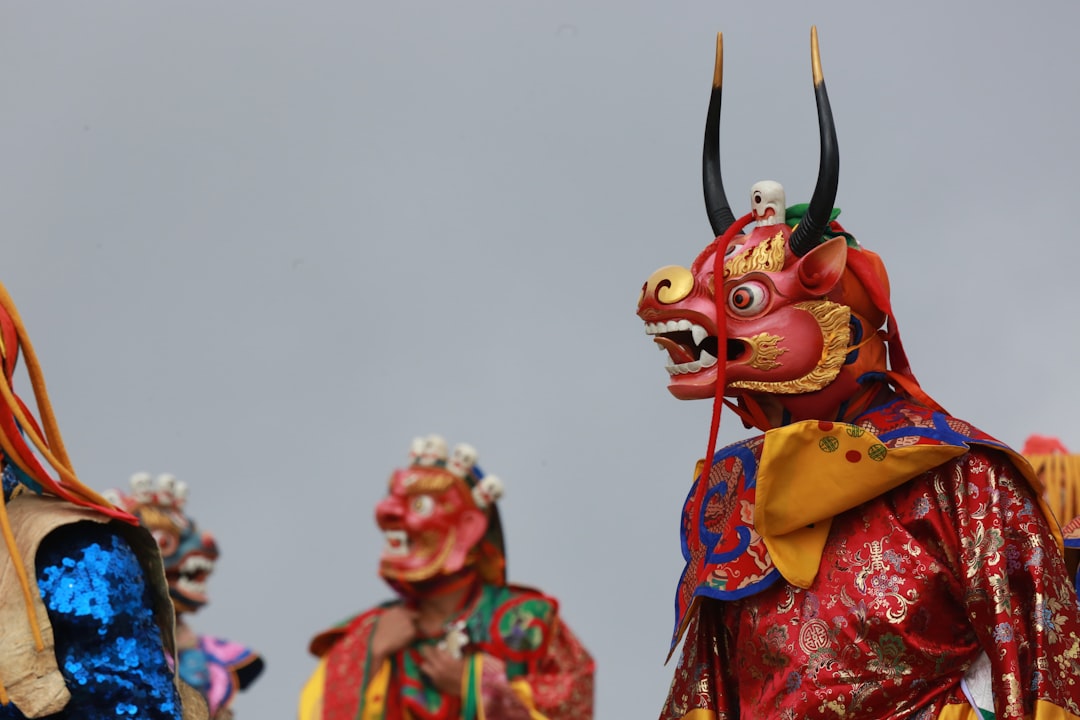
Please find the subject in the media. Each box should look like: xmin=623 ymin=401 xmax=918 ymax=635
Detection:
xmin=660 ymin=401 xmax=1080 ymax=719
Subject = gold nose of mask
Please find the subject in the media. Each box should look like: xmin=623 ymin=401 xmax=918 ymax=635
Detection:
xmin=641 ymin=265 xmax=695 ymax=306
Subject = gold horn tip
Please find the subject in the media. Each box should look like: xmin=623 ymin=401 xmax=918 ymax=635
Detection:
xmin=713 ymin=32 xmax=723 ymax=89
xmin=810 ymin=26 xmax=823 ymax=86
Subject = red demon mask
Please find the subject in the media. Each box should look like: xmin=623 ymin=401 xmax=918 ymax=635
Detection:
xmin=375 ymin=435 xmax=506 ymax=589
xmin=637 ymin=29 xmax=937 ymax=437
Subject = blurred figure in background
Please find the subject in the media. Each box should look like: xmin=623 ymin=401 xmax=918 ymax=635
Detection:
xmin=299 ymin=434 xmax=594 ymax=720
xmin=106 ymin=474 xmax=264 ymax=720
xmin=1023 ymin=435 xmax=1080 ymax=589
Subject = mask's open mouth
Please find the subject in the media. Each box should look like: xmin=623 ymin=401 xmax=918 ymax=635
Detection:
xmin=379 ymin=529 xmax=457 ymax=582
xmin=383 ymin=529 xmax=409 ymax=557
xmin=173 ymin=553 xmax=215 ymax=601
xmin=645 ymin=320 xmax=720 ymax=375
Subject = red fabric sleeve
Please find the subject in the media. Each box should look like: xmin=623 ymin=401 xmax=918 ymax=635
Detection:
xmin=933 ymin=451 xmax=1080 ymax=718
xmin=659 ymin=603 xmax=736 ymax=720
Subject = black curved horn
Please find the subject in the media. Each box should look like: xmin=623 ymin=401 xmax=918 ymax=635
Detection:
xmin=788 ymin=26 xmax=840 ymax=258
xmin=703 ymin=33 xmax=736 ymax=237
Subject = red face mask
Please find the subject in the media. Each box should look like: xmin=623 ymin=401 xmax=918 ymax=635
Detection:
xmin=375 ymin=466 xmax=489 ymax=584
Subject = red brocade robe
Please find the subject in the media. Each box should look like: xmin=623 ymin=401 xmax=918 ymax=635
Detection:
xmin=661 ymin=399 xmax=1080 ymax=720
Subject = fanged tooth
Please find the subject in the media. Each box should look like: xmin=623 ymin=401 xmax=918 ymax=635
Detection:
xmin=698 ymin=350 xmax=718 ymax=368
xmin=687 ymin=360 xmax=702 ymax=373
xmin=691 ymin=325 xmax=708 ymax=347
xmin=676 ymin=319 xmax=691 ymax=331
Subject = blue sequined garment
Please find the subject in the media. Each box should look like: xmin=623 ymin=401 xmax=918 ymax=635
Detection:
xmin=0 ymin=490 xmax=182 ymax=719
xmin=1 ymin=462 xmax=18 ymax=496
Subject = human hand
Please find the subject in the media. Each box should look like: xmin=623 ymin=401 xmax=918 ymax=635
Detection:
xmin=417 ymin=645 xmax=466 ymax=697
xmin=370 ymin=606 xmax=419 ymax=664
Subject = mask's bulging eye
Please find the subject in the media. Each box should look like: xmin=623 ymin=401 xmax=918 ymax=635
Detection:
xmin=724 ymin=242 xmax=744 ymax=258
xmin=152 ymin=529 xmax=179 ymax=556
xmin=411 ymin=495 xmax=435 ymax=517
xmin=728 ymin=282 xmax=769 ymax=317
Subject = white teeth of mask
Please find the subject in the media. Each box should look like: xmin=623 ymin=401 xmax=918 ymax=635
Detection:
xmin=643 ymin=321 xmax=716 ymax=376
xmin=383 ymin=530 xmax=409 ymax=556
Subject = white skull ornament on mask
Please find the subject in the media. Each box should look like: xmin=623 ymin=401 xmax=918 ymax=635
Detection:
xmin=750 ymin=180 xmax=786 ymax=226
xmin=447 ymin=443 xmax=478 ymax=478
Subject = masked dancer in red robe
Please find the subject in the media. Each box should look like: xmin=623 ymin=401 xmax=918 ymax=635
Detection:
xmin=635 ymin=27 xmax=1080 ymax=720
xmin=298 ymin=435 xmax=594 ymax=720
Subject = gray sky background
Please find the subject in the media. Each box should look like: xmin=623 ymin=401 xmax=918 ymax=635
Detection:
xmin=3 ymin=2 xmax=1080 ymax=718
